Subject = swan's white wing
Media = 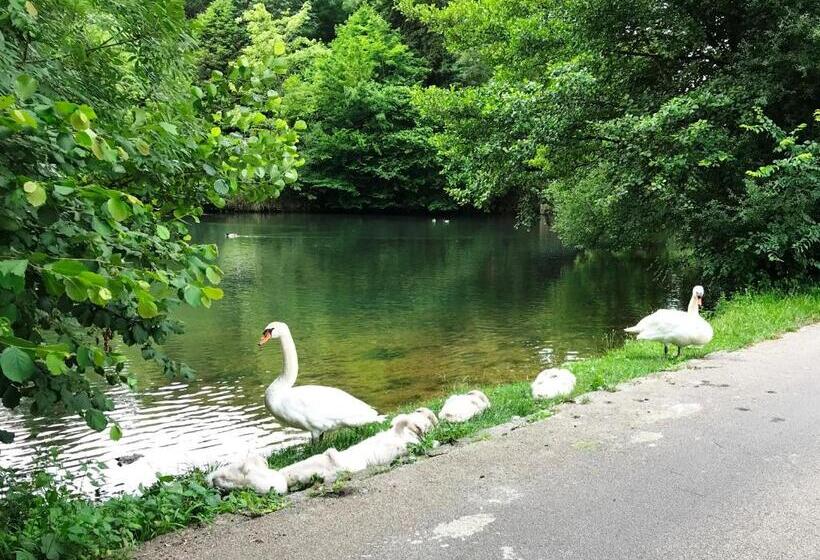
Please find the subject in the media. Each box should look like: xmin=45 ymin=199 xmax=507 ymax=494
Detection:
xmin=285 ymin=385 xmax=384 ymax=433
xmin=629 ymin=309 xmax=712 ymax=346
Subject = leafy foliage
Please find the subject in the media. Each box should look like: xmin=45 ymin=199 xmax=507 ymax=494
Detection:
xmin=404 ymin=0 xmax=820 ymax=285
xmin=0 ymin=0 xmax=303 ymax=440
xmin=295 ymin=5 xmax=451 ymax=210
xmin=0 ymin=460 xmax=285 ymax=560
xmin=193 ymin=0 xmax=249 ymax=79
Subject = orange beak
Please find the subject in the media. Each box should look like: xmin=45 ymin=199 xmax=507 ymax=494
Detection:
xmin=258 ymin=331 xmax=272 ymax=347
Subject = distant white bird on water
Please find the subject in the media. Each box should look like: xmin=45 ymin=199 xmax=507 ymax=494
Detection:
xmin=225 ymin=232 xmax=240 ymax=239
xmin=431 ymin=218 xmax=437 ymax=223
xmin=443 ymin=219 xmax=450 ymax=224
xmin=624 ymin=285 xmax=714 ymax=357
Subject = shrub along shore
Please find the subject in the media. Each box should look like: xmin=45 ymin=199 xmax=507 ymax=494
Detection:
xmin=2 ymin=289 xmax=819 ymax=560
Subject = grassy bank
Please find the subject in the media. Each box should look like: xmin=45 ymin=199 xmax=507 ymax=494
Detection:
xmin=2 ymin=289 xmax=818 ymax=559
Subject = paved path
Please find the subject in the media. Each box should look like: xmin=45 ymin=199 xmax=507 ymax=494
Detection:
xmin=138 ymin=325 xmax=820 ymax=560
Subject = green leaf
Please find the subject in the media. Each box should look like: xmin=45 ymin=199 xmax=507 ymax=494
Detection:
xmin=135 ymin=138 xmax=150 ymax=156
xmin=159 ymin=122 xmax=178 ymax=136
xmin=40 ymin=533 xmax=62 ymax=560
xmin=86 ymin=409 xmax=107 ymax=431
xmin=0 ymin=259 xmax=28 ymax=277
xmin=14 ymin=74 xmax=38 ymax=100
xmin=136 ymin=297 xmax=158 ymax=319
xmin=70 ymin=110 xmax=90 ymax=130
xmin=64 ymin=278 xmax=87 ymax=302
xmin=89 ymin=286 xmax=112 ymax=305
xmin=273 ymin=37 xmax=286 ymax=56
xmin=106 ymin=197 xmax=131 ymax=222
xmin=91 ymin=216 xmax=111 ymax=236
xmin=156 ymin=224 xmax=170 ymax=240
xmin=110 ymin=424 xmax=122 ymax=441
xmin=53 ymin=101 xmax=76 ymax=117
xmin=1 ymin=346 xmax=36 ymax=383
xmin=202 ymin=286 xmax=223 ymax=301
xmin=205 ymin=266 xmax=222 ymax=284
xmin=183 ymin=285 xmax=202 ymax=307
xmin=76 ymin=347 xmax=91 ymax=369
xmin=214 ymin=179 xmax=229 ymax=195
xmin=90 ymin=138 xmax=104 ymax=159
xmin=10 ymin=109 xmax=37 ymax=127
xmin=294 ymin=119 xmax=307 ymax=131
xmin=0 ymin=259 xmax=27 ymax=293
xmin=45 ymin=353 xmax=66 ymax=375
xmin=75 ymin=129 xmax=96 ymax=148
xmin=48 ymin=259 xmax=88 ymax=276
xmin=23 ymin=181 xmax=46 ymax=207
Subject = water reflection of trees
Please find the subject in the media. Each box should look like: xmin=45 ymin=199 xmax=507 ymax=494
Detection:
xmin=150 ymin=215 xmax=671 ymax=410
xmin=2 ymin=215 xmax=679 ymax=475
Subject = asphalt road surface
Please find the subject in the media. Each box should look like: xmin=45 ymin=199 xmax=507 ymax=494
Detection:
xmin=138 ymin=324 xmax=820 ymax=560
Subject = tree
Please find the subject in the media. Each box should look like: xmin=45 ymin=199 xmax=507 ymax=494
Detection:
xmin=0 ymin=0 xmax=303 ymax=441
xmin=296 ymin=5 xmax=451 ymax=210
xmin=193 ymin=0 xmax=249 ymax=79
xmin=405 ymin=0 xmax=820 ymax=285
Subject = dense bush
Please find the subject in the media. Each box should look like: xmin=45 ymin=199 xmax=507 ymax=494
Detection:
xmin=295 ymin=6 xmax=451 ymax=211
xmin=0 ymin=0 xmax=303 ymax=440
xmin=0 ymin=463 xmax=284 ymax=559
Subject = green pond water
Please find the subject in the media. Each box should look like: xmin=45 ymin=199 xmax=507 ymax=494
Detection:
xmin=1 ymin=214 xmax=681 ymax=493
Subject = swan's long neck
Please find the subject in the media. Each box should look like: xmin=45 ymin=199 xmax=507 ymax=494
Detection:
xmin=687 ymin=295 xmax=700 ymax=315
xmin=266 ymin=328 xmax=298 ymax=395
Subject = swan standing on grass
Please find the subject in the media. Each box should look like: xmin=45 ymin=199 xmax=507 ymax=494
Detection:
xmin=624 ymin=285 xmax=714 ymax=357
xmin=259 ymin=321 xmax=385 ymax=442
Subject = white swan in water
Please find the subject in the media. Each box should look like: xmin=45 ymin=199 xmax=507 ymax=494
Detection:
xmin=624 ymin=285 xmax=714 ymax=357
xmin=259 ymin=321 xmax=385 ymax=441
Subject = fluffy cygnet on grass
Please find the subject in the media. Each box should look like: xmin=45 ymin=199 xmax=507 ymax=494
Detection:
xmin=438 ymin=390 xmax=491 ymax=422
xmin=531 ymin=368 xmax=576 ymax=400
xmin=207 ymin=454 xmax=287 ymax=495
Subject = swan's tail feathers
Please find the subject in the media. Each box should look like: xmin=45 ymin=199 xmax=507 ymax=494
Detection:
xmin=374 ymin=414 xmax=387 ymax=423
xmin=624 ymin=325 xmax=641 ymax=333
